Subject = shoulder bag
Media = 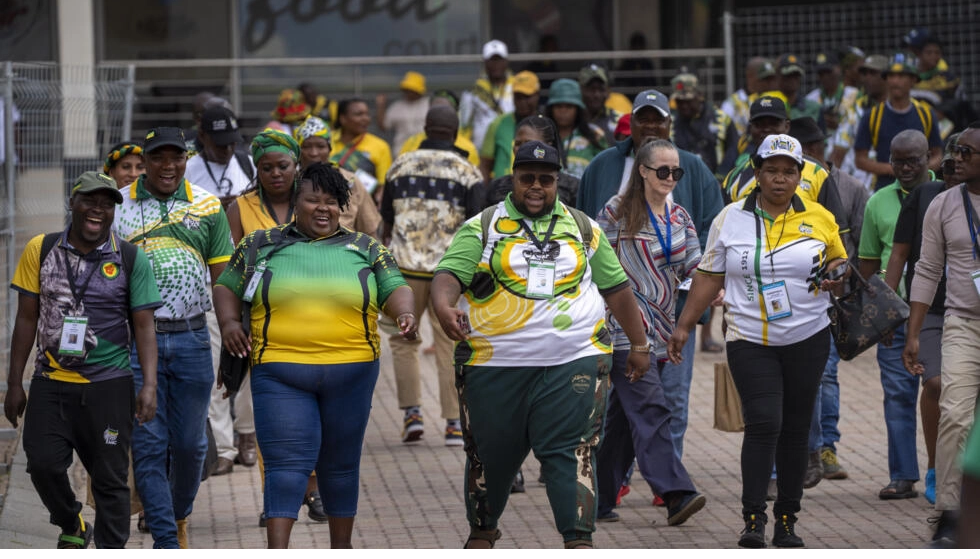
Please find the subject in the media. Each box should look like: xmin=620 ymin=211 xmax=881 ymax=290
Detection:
xmin=827 ymin=261 xmax=909 ymax=361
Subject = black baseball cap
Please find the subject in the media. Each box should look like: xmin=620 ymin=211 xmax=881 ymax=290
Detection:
xmin=749 ymin=96 xmax=789 ymax=122
xmin=814 ymin=53 xmax=835 ymax=73
xmin=200 ymin=107 xmax=242 ymax=146
xmin=143 ymin=127 xmax=188 ymax=153
xmin=513 ymin=140 xmax=561 ymax=171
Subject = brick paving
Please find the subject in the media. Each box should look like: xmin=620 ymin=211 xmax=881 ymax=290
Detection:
xmin=0 ymin=319 xmax=934 ymax=549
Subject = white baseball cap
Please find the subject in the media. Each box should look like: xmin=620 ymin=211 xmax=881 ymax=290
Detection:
xmin=756 ymin=134 xmax=803 ymax=166
xmin=482 ymin=40 xmax=509 ymax=60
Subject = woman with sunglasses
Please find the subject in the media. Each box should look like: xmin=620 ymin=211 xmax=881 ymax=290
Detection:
xmin=668 ymin=134 xmax=847 ymax=548
xmin=594 ymin=139 xmax=707 ymax=527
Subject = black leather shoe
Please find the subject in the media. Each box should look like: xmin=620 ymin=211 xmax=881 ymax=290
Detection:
xmin=738 ymin=513 xmax=767 ymax=548
xmin=258 ymin=512 xmax=267 ymax=528
xmin=510 ymin=470 xmax=526 ymax=493
xmin=772 ymin=513 xmax=804 ymax=548
xmin=305 ymin=490 xmax=329 ymax=522
xmin=212 ymin=457 xmax=233 ymax=476
xmin=666 ymin=492 xmax=706 ymax=526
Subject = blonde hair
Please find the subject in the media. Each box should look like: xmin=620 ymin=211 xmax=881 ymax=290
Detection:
xmin=616 ymin=139 xmax=678 ymax=237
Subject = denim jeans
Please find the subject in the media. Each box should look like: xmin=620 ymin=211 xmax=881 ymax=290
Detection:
xmin=251 ymin=360 xmax=380 ymax=520
xmin=659 ymin=333 xmax=695 ymax=460
xmin=808 ymin=340 xmax=841 ymax=452
xmin=131 ymin=326 xmax=214 ymax=549
xmin=877 ymin=324 xmax=920 ymax=481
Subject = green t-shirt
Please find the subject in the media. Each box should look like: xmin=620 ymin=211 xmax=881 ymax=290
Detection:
xmin=481 ymin=112 xmax=517 ymax=180
xmin=858 ymin=174 xmax=934 ymax=288
xmin=435 ymin=195 xmax=628 ymax=367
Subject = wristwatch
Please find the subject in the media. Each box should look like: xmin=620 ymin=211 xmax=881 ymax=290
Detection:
xmin=630 ymin=343 xmax=651 ymax=354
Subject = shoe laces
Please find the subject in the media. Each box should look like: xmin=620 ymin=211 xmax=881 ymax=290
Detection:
xmin=742 ymin=513 xmax=762 ymax=534
xmin=777 ymin=514 xmax=797 ymax=534
xmin=821 ymin=448 xmax=839 ymax=466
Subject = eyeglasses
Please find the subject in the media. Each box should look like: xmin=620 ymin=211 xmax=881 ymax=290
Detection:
xmin=516 ymin=173 xmax=557 ymax=187
xmin=642 ymin=164 xmax=685 ymax=181
xmin=952 ymin=144 xmax=979 ymax=162
xmin=889 ymin=155 xmax=926 ymax=168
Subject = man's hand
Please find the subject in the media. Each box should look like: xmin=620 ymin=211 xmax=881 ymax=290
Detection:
xmin=667 ymin=327 xmax=690 ymax=364
xmin=902 ymin=335 xmax=924 ymax=376
xmin=434 ymin=305 xmax=470 ymax=342
xmin=135 ymin=384 xmax=157 ymax=425
xmin=3 ymin=385 xmax=27 ymax=427
xmin=624 ymin=351 xmax=651 ymax=383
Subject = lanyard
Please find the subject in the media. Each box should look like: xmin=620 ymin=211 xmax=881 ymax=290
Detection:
xmin=754 ymin=208 xmax=788 ymax=283
xmin=203 ymin=158 xmax=232 ymax=197
xmin=261 ymin=193 xmax=293 ymax=225
xmin=521 ymin=215 xmax=559 ymax=252
xmin=63 ymin=247 xmax=102 ymax=304
xmin=962 ymin=185 xmax=980 ymax=260
xmin=646 ymin=201 xmax=671 ymax=267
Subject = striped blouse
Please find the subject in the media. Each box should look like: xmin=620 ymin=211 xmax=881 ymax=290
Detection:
xmin=597 ymin=195 xmax=702 ymax=357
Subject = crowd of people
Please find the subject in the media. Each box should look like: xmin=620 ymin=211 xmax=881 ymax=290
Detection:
xmin=4 ymin=28 xmax=980 ymax=550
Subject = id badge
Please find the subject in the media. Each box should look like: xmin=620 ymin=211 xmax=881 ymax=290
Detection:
xmin=243 ymin=263 xmax=267 ymax=303
xmin=59 ymin=316 xmax=89 ymax=356
xmin=677 ymin=277 xmax=693 ymax=291
xmin=354 ymin=168 xmax=379 ymax=194
xmin=761 ymin=281 xmax=793 ymax=321
xmin=525 ymin=259 xmax=556 ymax=299
xmin=972 ymin=270 xmax=980 ymax=298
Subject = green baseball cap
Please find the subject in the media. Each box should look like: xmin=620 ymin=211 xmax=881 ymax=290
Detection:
xmin=72 ymin=171 xmax=123 ymax=204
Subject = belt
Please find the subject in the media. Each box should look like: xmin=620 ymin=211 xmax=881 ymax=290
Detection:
xmin=154 ymin=314 xmax=207 ymax=333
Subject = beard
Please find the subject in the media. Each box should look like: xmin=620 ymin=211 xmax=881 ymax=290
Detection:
xmin=512 ymin=197 xmax=556 ymax=218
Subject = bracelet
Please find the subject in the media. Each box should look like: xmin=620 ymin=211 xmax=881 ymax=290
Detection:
xmin=630 ymin=343 xmax=651 ymax=354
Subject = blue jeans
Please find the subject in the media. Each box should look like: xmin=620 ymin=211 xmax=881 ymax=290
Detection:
xmin=659 ymin=334 xmax=695 ymax=460
xmin=251 ymin=360 xmax=380 ymax=519
xmin=808 ymin=340 xmax=841 ymax=452
xmin=131 ymin=327 xmax=214 ymax=548
xmin=878 ymin=325 xmax=920 ymax=481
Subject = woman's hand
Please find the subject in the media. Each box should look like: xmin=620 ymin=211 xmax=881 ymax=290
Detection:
xmin=434 ymin=305 xmax=470 ymax=342
xmin=819 ymin=258 xmax=848 ymax=293
xmin=710 ymin=288 xmax=726 ymax=307
xmin=625 ymin=351 xmax=651 ymax=383
xmin=667 ymin=327 xmax=690 ymax=364
xmin=397 ymin=312 xmax=418 ymax=341
xmin=220 ymin=320 xmax=251 ymax=359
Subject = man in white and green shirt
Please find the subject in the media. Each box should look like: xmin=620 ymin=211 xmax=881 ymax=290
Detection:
xmin=113 ymin=127 xmax=234 ymax=549
xmin=431 ymin=141 xmax=649 ymax=549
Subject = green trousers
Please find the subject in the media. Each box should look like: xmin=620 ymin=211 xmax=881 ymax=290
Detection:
xmin=456 ymin=353 xmax=612 ymax=545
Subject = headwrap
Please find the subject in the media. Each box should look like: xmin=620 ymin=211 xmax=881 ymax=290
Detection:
xmin=250 ymin=128 xmax=301 ymax=163
xmin=271 ymin=89 xmax=311 ymax=124
xmin=292 ymin=115 xmax=331 ymax=147
xmin=103 ymin=143 xmax=143 ymax=173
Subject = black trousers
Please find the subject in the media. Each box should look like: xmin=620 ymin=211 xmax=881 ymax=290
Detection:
xmin=22 ymin=376 xmax=134 ymax=548
xmin=726 ymin=327 xmax=829 ymax=520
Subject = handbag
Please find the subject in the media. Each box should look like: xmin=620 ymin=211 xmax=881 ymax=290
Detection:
xmin=827 ymin=261 xmax=909 ymax=361
xmin=713 ymin=362 xmax=744 ymax=432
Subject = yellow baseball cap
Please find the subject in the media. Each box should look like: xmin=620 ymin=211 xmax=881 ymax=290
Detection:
xmin=400 ymin=71 xmax=426 ymax=95
xmin=513 ymin=71 xmax=541 ymax=96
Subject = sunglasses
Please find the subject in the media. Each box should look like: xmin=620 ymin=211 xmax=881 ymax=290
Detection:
xmin=642 ymin=164 xmax=685 ymax=181
xmin=952 ymin=144 xmax=979 ymax=162
xmin=516 ymin=173 xmax=558 ymax=187
xmin=889 ymin=155 xmax=926 ymax=168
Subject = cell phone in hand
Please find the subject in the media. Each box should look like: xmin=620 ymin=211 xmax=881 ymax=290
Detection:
xmin=824 ymin=265 xmax=846 ymax=281
xmin=457 ymin=314 xmax=471 ymax=334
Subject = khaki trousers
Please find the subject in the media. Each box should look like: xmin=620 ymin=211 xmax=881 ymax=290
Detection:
xmin=388 ymin=276 xmax=459 ymax=420
xmin=936 ymin=315 xmax=980 ymax=510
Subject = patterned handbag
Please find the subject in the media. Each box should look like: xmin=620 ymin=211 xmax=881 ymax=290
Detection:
xmin=827 ymin=262 xmax=909 ymax=361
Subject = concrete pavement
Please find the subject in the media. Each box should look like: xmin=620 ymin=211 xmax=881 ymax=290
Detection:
xmin=0 ymin=320 xmax=935 ymax=548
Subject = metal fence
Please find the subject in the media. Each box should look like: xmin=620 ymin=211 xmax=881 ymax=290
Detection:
xmin=730 ymin=0 xmax=980 ymax=108
xmin=1 ymin=62 xmax=135 ymax=383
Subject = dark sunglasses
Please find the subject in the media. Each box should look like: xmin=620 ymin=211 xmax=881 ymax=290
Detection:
xmin=642 ymin=164 xmax=685 ymax=181
xmin=516 ymin=173 xmax=558 ymax=187
xmin=889 ymin=155 xmax=926 ymax=168
xmin=952 ymin=144 xmax=978 ymax=161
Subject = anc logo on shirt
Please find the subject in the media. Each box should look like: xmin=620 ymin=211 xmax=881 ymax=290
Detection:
xmin=799 ymin=222 xmax=814 ymax=235
xmin=101 ymin=262 xmax=119 ymax=279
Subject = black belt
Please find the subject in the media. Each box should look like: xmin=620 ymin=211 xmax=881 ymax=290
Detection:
xmin=154 ymin=314 xmax=206 ymax=333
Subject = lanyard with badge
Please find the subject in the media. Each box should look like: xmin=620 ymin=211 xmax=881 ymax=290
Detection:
xmin=59 ymin=249 xmax=102 ymax=356
xmin=754 ymin=208 xmax=792 ymax=322
xmin=960 ymin=185 xmax=980 ymax=297
xmin=646 ymin=201 xmax=675 ymax=284
xmin=522 ymin=215 xmax=559 ymax=299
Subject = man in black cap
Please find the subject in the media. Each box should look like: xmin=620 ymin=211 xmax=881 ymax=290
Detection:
xmin=790 ymin=116 xmax=869 ymax=487
xmin=855 ymin=52 xmax=943 ymax=190
xmin=113 ymin=127 xmax=235 ymax=548
xmin=776 ymin=54 xmax=822 ymax=125
xmin=431 ymin=140 xmax=649 ymax=549
xmin=5 ymin=172 xmax=162 ymax=548
xmin=184 ymin=106 xmax=254 ymax=207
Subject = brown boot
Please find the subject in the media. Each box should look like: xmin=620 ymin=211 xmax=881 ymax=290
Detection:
xmin=176 ymin=518 xmax=189 ymax=549
xmin=237 ymin=433 xmax=257 ymax=467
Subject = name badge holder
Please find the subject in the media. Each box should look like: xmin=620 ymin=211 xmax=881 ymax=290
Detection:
xmin=243 ymin=262 xmax=267 ymax=303
xmin=521 ymin=215 xmax=560 ymax=300
xmin=761 ymin=281 xmax=793 ymax=321
xmin=59 ymin=316 xmax=89 ymax=356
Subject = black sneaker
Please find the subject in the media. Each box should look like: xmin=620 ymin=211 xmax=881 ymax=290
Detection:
xmin=772 ymin=513 xmax=804 ymax=548
xmin=928 ymin=510 xmax=957 ymax=548
xmin=738 ymin=513 xmax=766 ymax=548
xmin=57 ymin=513 xmax=93 ymax=549
xmin=258 ymin=511 xmax=267 ymax=528
xmin=510 ymin=469 xmax=526 ymax=493
xmin=666 ymin=492 xmax=706 ymax=526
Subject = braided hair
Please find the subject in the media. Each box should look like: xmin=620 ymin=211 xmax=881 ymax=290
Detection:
xmin=515 ymin=115 xmax=563 ymax=165
xmin=297 ymin=162 xmax=351 ymax=211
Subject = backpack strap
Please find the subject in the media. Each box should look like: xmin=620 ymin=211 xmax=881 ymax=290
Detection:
xmin=38 ymin=232 xmax=60 ymax=265
xmin=911 ymin=99 xmax=933 ymax=136
xmin=234 ymin=147 xmax=255 ymax=182
xmin=479 ymin=204 xmax=593 ymax=248
xmin=119 ymin=240 xmax=138 ymax=278
xmin=870 ymin=102 xmax=884 ymax=149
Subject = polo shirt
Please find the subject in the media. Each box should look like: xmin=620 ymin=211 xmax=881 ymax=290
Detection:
xmin=854 ymin=100 xmax=942 ymax=189
xmin=11 ymin=230 xmax=161 ymax=383
xmin=698 ymin=191 xmax=845 ymax=346
xmin=215 ymin=224 xmax=406 ymax=365
xmin=329 ymin=131 xmax=393 ymax=193
xmin=482 ymin=112 xmax=517 ymax=180
xmin=435 ymin=196 xmax=628 ymax=367
xmin=114 ymin=176 xmax=234 ymax=320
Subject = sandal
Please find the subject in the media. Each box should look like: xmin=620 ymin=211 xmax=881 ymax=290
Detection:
xmin=879 ymin=479 xmax=918 ymax=500
xmin=464 ymin=528 xmax=501 ymax=549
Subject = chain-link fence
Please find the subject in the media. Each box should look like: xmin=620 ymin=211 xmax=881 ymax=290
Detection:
xmin=731 ymin=0 xmax=979 ymax=110
xmin=1 ymin=62 xmax=134 ymax=387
